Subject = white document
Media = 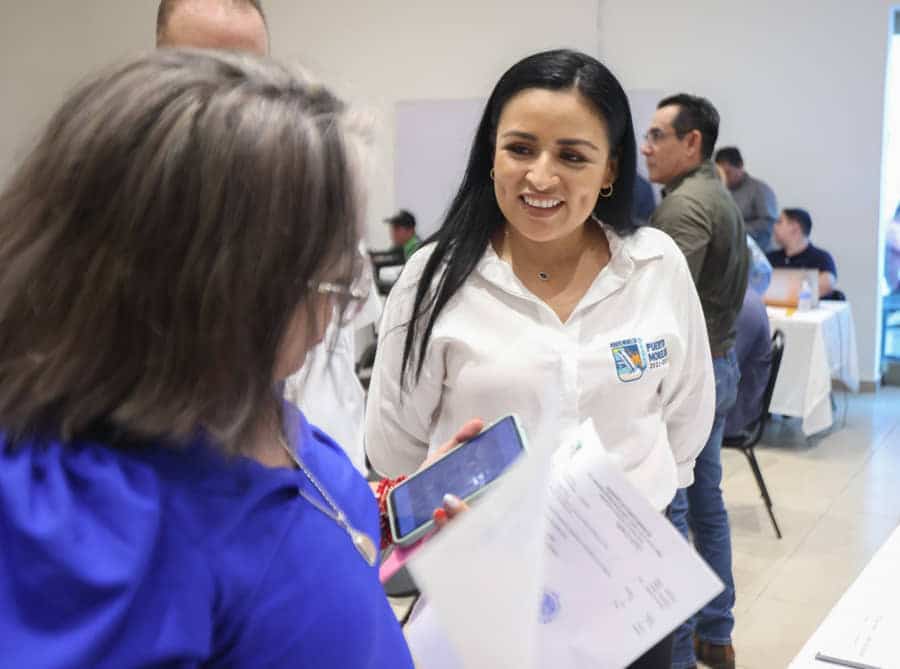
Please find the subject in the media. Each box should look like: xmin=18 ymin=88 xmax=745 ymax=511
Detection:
xmin=538 ymin=425 xmax=723 ymax=668
xmin=407 ymin=422 xmax=723 ymax=669
xmin=811 ymin=612 xmax=892 ymax=669
xmin=406 ymin=432 xmax=554 ymax=669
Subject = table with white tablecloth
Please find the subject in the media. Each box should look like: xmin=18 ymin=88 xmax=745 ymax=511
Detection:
xmin=789 ymin=522 xmax=900 ymax=668
xmin=766 ymin=301 xmax=859 ymax=436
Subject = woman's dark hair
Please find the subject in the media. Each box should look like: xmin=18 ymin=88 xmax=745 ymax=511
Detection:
xmin=400 ymin=49 xmax=638 ymax=385
xmin=0 ymin=49 xmax=366 ymax=451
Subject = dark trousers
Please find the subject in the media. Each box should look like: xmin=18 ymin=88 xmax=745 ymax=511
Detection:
xmin=626 ymin=632 xmax=674 ymax=669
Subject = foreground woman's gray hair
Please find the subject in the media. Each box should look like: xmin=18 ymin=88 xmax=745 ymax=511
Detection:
xmin=0 ymin=48 xmax=366 ymax=450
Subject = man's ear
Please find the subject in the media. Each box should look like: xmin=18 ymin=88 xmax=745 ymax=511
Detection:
xmin=685 ymin=129 xmax=703 ymax=158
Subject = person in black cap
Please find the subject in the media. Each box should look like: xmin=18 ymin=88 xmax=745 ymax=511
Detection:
xmin=385 ymin=209 xmax=421 ymax=260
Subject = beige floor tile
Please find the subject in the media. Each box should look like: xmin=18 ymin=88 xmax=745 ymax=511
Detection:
xmin=729 ymin=507 xmax=814 ymax=560
xmin=831 ymin=465 xmax=900 ymax=518
xmin=729 ymin=507 xmax=820 ymax=611
xmin=728 ymin=503 xmax=820 ymax=548
xmin=731 ymin=562 xmax=773 ymax=616
xmin=783 ymin=428 xmax=881 ymax=469
xmin=759 ymin=550 xmax=870 ymax=608
xmin=725 ymin=458 xmax=852 ymax=515
xmin=389 ymin=594 xmax=416 ymax=621
xmin=861 ymin=437 xmax=900 ymax=472
xmin=732 ymin=596 xmax=828 ymax=669
xmin=799 ymin=510 xmax=900 ymax=560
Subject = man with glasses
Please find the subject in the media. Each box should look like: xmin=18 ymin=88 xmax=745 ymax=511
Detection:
xmin=641 ymin=94 xmax=748 ymax=669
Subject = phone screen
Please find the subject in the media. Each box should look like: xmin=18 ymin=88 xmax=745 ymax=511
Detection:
xmin=389 ymin=416 xmax=525 ymax=539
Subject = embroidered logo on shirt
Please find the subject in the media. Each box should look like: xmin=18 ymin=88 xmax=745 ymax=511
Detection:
xmin=646 ymin=338 xmax=669 ymax=370
xmin=610 ymin=338 xmax=648 ymax=382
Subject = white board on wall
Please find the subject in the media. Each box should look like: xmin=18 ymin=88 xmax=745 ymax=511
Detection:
xmin=394 ymin=98 xmax=485 ymax=240
xmin=627 ymin=89 xmax=666 ymax=179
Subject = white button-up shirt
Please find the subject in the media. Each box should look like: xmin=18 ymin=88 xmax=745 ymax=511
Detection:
xmin=365 ymin=225 xmax=714 ymax=510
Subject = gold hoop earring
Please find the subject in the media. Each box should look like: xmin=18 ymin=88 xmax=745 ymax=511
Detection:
xmin=599 ymin=183 xmax=614 ymax=198
xmin=490 ymin=169 xmax=495 ymax=181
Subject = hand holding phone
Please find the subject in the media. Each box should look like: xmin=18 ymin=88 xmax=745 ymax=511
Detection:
xmin=386 ymin=414 xmax=527 ymax=546
xmin=414 ymin=419 xmax=483 ymax=529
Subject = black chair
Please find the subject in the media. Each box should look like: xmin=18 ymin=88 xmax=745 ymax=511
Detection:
xmin=355 ymin=340 xmax=377 ymax=391
xmin=355 ymin=248 xmax=406 ymax=389
xmin=723 ymin=330 xmax=785 ymax=539
xmin=368 ymin=248 xmax=405 ymax=297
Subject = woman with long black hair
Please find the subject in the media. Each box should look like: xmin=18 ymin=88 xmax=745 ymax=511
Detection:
xmin=366 ymin=49 xmax=715 ymax=667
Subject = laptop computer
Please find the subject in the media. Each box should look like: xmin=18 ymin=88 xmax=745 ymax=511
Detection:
xmin=764 ymin=268 xmax=820 ymax=308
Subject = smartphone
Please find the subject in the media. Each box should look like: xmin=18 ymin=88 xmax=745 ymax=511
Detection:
xmin=386 ymin=414 xmax=527 ymax=546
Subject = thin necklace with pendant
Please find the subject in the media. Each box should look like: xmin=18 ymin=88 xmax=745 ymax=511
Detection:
xmin=278 ymin=436 xmax=378 ymax=567
xmin=504 ymin=228 xmax=551 ymax=281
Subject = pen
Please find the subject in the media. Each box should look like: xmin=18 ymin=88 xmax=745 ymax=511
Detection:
xmin=814 ymin=651 xmax=881 ymax=669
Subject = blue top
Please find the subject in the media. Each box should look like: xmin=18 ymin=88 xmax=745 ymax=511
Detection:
xmin=725 ymin=288 xmax=772 ymax=436
xmin=0 ymin=404 xmax=413 ymax=669
xmin=767 ymin=242 xmax=837 ymax=278
xmin=632 ymin=173 xmax=657 ymax=223
xmin=746 ymin=234 xmax=772 ymax=295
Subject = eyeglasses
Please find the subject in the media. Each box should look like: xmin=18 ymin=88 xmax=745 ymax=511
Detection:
xmin=642 ymin=128 xmax=678 ymax=146
xmin=310 ymin=279 xmax=371 ymax=326
xmin=313 ymin=281 xmax=369 ymax=302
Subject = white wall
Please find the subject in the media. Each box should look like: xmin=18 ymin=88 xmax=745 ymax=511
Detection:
xmin=598 ymin=1 xmax=894 ymax=382
xmin=1 ymin=1 xmax=892 ymax=380
xmin=1 ymin=0 xmax=599 ymax=241
xmin=266 ymin=0 xmax=600 ymax=248
xmin=394 ymin=98 xmax=485 ymax=239
xmin=0 ymin=2 xmax=156 ymax=185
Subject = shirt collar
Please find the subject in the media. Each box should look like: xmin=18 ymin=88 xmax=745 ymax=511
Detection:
xmin=474 ymin=223 xmax=663 ymax=311
xmin=662 ymin=159 xmax=718 ymax=197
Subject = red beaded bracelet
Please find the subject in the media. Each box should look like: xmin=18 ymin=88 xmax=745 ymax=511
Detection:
xmin=376 ymin=475 xmax=407 ymax=549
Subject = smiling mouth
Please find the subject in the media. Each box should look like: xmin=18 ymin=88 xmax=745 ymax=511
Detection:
xmin=521 ymin=194 xmax=564 ymax=210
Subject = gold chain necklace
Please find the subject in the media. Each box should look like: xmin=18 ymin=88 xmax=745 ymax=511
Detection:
xmin=278 ymin=436 xmax=378 ymax=567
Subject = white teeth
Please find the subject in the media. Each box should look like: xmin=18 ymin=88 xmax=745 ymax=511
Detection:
xmin=523 ymin=195 xmax=561 ymax=209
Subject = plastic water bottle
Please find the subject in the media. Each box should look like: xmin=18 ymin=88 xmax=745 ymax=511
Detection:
xmin=797 ymin=279 xmax=813 ymax=312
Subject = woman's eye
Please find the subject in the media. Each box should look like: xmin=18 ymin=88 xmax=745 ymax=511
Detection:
xmin=504 ymin=144 xmax=532 ymax=156
xmin=561 ymin=151 xmax=586 ymax=164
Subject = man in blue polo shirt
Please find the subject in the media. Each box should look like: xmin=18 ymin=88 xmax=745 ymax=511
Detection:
xmin=767 ymin=208 xmax=839 ymax=299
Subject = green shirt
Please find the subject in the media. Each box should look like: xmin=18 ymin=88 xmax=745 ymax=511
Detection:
xmin=651 ymin=161 xmax=749 ymax=354
xmin=403 ymin=234 xmax=421 ymax=260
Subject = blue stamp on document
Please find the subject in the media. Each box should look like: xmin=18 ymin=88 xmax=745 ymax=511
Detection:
xmin=539 ymin=590 xmax=561 ymax=624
